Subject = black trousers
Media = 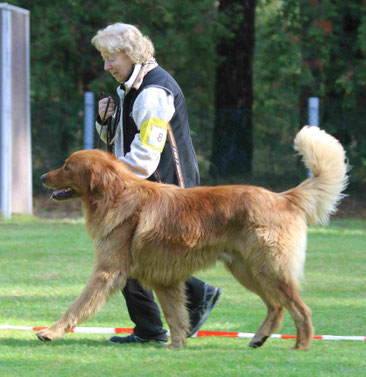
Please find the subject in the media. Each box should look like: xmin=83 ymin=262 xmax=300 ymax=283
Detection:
xmin=122 ymin=277 xmax=206 ymax=340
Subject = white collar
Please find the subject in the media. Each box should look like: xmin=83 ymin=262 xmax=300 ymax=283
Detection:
xmin=121 ymin=64 xmax=142 ymax=94
xmin=116 ymin=59 xmax=158 ymax=97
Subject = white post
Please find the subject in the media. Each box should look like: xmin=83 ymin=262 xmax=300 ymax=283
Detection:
xmin=0 ymin=6 xmax=12 ymax=218
xmin=84 ymin=91 xmax=95 ymax=150
xmin=308 ymin=97 xmax=319 ymax=127
xmin=307 ymin=97 xmax=319 ymax=178
xmin=0 ymin=3 xmax=31 ymax=218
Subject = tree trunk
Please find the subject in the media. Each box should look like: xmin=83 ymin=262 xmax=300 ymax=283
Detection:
xmin=211 ymin=0 xmax=256 ymax=178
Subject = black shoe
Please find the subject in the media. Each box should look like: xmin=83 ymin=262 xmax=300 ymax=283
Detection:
xmin=109 ymin=334 xmax=167 ymax=345
xmin=187 ymin=285 xmax=222 ymax=337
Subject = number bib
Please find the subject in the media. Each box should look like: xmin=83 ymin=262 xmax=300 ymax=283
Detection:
xmin=140 ymin=117 xmax=168 ymax=152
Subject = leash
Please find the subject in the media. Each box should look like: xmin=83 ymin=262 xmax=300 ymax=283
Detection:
xmin=98 ymin=92 xmax=120 ymax=153
xmin=97 ymin=92 xmax=112 ymax=151
xmin=167 ymin=123 xmax=185 ymax=188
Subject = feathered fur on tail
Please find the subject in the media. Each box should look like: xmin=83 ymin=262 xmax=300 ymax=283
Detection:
xmin=290 ymin=126 xmax=349 ymax=225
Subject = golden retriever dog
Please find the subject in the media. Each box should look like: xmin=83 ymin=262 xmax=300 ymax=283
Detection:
xmin=37 ymin=126 xmax=348 ymax=350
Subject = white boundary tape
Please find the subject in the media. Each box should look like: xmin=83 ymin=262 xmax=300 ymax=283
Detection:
xmin=1 ymin=325 xmax=365 ymax=341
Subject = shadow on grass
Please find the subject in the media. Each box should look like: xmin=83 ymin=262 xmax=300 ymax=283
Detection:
xmin=0 ymin=337 xmax=114 ymax=348
xmin=0 ymin=336 xmax=254 ymax=351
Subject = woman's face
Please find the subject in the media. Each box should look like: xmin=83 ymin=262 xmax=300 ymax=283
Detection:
xmin=101 ymin=50 xmax=133 ymax=83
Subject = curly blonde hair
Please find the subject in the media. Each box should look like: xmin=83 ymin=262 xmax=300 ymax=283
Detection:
xmin=91 ymin=23 xmax=155 ymax=64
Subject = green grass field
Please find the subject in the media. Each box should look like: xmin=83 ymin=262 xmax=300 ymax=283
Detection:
xmin=0 ymin=216 xmax=365 ymax=376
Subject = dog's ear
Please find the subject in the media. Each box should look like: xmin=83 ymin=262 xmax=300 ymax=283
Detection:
xmin=88 ymin=161 xmax=119 ymax=193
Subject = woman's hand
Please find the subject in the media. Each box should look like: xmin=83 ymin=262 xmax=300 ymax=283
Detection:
xmin=98 ymin=97 xmax=115 ymax=120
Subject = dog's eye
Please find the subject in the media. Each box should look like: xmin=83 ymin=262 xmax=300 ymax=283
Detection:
xmin=64 ymin=165 xmax=69 ymax=171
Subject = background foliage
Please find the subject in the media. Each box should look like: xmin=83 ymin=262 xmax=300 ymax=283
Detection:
xmin=253 ymin=0 xmax=366 ymax=190
xmin=8 ymin=0 xmax=366 ymax=194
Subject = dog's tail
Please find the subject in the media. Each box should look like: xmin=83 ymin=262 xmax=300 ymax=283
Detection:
xmin=288 ymin=126 xmax=349 ymax=225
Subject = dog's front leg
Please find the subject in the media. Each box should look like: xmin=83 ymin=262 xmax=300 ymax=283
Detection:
xmin=154 ymin=283 xmax=188 ymax=349
xmin=37 ymin=268 xmax=126 ymax=342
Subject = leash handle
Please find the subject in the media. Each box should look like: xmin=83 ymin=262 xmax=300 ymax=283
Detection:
xmin=96 ymin=92 xmax=112 ymax=151
xmin=100 ymin=92 xmax=112 ymax=125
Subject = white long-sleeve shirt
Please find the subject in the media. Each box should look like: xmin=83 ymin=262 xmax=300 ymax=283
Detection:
xmin=96 ymin=64 xmax=175 ymax=178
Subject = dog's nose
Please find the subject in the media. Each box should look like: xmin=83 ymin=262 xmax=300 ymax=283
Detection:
xmin=40 ymin=174 xmax=46 ymax=182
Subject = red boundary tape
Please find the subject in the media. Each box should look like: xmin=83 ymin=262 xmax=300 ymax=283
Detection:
xmin=2 ymin=326 xmax=365 ymax=341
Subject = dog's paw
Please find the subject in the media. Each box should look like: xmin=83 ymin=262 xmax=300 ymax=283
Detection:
xmin=164 ymin=337 xmax=185 ymax=349
xmin=249 ymin=335 xmax=269 ymax=348
xmin=164 ymin=343 xmax=182 ymax=350
xmin=36 ymin=328 xmax=61 ymax=342
xmin=288 ymin=345 xmax=309 ymax=351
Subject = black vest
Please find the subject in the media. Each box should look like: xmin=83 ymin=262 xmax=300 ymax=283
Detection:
xmin=122 ymin=66 xmax=200 ymax=188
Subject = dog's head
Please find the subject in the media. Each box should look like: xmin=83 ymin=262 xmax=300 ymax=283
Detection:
xmin=41 ymin=149 xmax=134 ymax=201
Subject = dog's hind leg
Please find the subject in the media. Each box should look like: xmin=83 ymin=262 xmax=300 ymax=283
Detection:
xmin=273 ymin=280 xmax=314 ymax=351
xmin=248 ymin=296 xmax=285 ymax=349
xmin=224 ymin=260 xmax=285 ymax=348
xmin=154 ymin=283 xmax=189 ymax=349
